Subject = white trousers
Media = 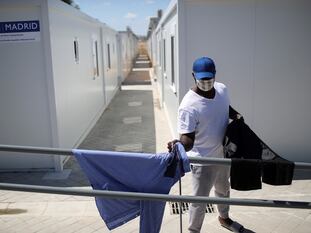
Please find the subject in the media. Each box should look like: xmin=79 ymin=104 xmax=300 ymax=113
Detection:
xmin=188 ymin=164 xmax=230 ymax=233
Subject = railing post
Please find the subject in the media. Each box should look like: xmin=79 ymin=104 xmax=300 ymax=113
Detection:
xmin=179 ymin=178 xmax=183 ymax=233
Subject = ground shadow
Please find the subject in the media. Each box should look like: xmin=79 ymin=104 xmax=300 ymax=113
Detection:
xmin=122 ymin=70 xmax=151 ymax=85
xmin=0 ymin=208 xmax=27 ymax=215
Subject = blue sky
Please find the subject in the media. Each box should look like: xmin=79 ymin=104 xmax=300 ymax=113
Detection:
xmin=75 ymin=0 xmax=171 ymax=36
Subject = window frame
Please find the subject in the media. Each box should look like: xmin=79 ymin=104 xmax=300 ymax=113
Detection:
xmin=107 ymin=43 xmax=111 ymax=70
xmin=73 ymin=37 xmax=79 ymax=64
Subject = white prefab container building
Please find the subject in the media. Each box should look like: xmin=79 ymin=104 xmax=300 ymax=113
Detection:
xmin=118 ymin=28 xmax=139 ymax=83
xmin=146 ymin=10 xmax=162 ymax=67
xmin=0 ymin=0 xmax=122 ymax=171
xmin=149 ymin=0 xmax=311 ymax=163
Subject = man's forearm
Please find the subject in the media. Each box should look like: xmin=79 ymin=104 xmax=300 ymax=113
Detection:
xmin=180 ymin=132 xmax=195 ymax=152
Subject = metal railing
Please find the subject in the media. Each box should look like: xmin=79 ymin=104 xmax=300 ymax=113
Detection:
xmin=0 ymin=144 xmax=311 ymax=232
xmin=0 ymin=182 xmax=310 ymax=209
xmin=1 ymin=144 xmax=311 ymax=168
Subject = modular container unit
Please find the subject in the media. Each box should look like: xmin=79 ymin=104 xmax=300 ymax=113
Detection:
xmin=148 ymin=0 xmax=178 ymax=138
xmin=118 ymin=28 xmax=139 ymax=83
xmin=146 ymin=11 xmax=162 ymax=67
xmin=0 ymin=0 xmax=120 ymax=171
xmin=149 ymin=0 xmax=311 ymax=162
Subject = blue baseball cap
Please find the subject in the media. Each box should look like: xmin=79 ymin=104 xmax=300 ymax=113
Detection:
xmin=192 ymin=57 xmax=216 ymax=80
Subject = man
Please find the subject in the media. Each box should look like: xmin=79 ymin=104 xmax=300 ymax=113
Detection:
xmin=167 ymin=57 xmax=244 ymax=233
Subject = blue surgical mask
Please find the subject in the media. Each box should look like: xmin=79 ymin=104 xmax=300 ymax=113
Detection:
xmin=196 ymin=78 xmax=215 ymax=91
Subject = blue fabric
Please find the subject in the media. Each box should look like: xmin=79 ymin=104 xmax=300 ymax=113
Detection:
xmin=73 ymin=143 xmax=190 ymax=233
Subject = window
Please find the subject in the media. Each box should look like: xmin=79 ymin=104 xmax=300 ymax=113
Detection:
xmin=107 ymin=43 xmax=111 ymax=69
xmin=171 ymin=36 xmax=175 ymax=86
xmin=73 ymin=38 xmax=79 ymax=63
xmin=92 ymin=38 xmax=99 ymax=78
xmin=94 ymin=41 xmax=99 ymax=76
xmin=158 ymin=40 xmax=161 ymax=65
xmin=163 ymin=39 xmax=166 ymax=74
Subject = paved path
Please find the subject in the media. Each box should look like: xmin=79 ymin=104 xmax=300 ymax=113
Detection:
xmin=0 ymin=53 xmax=311 ymax=233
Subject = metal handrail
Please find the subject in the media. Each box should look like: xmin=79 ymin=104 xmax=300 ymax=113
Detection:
xmin=0 ymin=144 xmax=311 ymax=169
xmin=0 ymin=144 xmax=311 ymax=233
xmin=0 ymin=182 xmax=310 ymax=209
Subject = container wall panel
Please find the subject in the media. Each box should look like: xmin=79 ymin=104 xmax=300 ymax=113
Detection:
xmin=0 ymin=1 xmax=54 ymax=169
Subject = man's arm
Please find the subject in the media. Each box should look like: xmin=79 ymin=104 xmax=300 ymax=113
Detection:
xmin=229 ymin=105 xmax=243 ymax=120
xmin=167 ymin=132 xmax=195 ymax=152
xmin=180 ymin=132 xmax=195 ymax=151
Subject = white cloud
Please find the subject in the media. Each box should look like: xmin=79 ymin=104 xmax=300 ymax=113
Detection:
xmin=103 ymin=1 xmax=111 ymax=6
xmin=124 ymin=12 xmax=137 ymax=20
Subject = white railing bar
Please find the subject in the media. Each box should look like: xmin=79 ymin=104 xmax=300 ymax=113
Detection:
xmin=0 ymin=144 xmax=73 ymax=155
xmin=0 ymin=182 xmax=310 ymax=209
xmin=0 ymin=144 xmax=311 ymax=169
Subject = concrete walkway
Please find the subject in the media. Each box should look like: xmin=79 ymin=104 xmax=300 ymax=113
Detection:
xmin=0 ymin=53 xmax=311 ymax=233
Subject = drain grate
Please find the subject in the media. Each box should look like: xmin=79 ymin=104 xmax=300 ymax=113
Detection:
xmin=169 ymin=202 xmax=215 ymax=215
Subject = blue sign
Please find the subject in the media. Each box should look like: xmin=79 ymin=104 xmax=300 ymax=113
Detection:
xmin=0 ymin=20 xmax=40 ymax=33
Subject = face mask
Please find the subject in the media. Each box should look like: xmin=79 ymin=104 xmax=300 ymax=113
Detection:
xmin=196 ymin=78 xmax=215 ymax=91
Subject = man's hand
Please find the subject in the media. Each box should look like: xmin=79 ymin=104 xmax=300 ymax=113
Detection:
xmin=234 ymin=114 xmax=244 ymax=121
xmin=229 ymin=105 xmax=244 ymax=121
xmin=167 ymin=132 xmax=195 ymax=152
xmin=167 ymin=139 xmax=180 ymax=152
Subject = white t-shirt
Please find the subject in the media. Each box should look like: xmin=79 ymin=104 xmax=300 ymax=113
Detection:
xmin=177 ymin=82 xmax=230 ymax=160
